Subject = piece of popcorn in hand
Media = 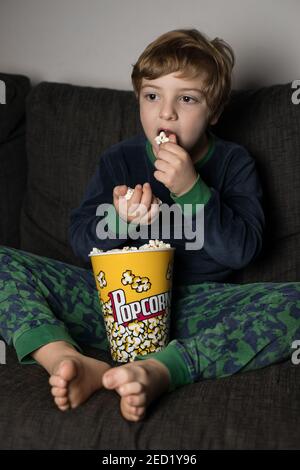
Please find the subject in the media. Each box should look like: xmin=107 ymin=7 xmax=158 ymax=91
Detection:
xmin=155 ymin=131 xmax=170 ymax=145
xmin=124 ymin=187 xmax=162 ymax=206
xmin=124 ymin=188 xmax=135 ymax=200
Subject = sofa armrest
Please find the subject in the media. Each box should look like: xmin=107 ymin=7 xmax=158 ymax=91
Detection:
xmin=0 ymin=73 xmax=30 ymax=248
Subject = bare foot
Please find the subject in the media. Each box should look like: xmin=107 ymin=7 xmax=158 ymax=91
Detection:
xmin=31 ymin=341 xmax=111 ymax=411
xmin=49 ymin=354 xmax=111 ymax=410
xmin=102 ymin=359 xmax=171 ymax=422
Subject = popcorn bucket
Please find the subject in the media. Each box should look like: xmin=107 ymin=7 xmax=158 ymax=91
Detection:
xmin=89 ymin=245 xmax=175 ymax=362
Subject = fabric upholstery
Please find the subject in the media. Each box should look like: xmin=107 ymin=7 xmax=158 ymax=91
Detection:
xmin=0 ymin=73 xmax=30 ymax=248
xmin=0 ymin=75 xmax=299 ymax=449
xmin=214 ymin=85 xmax=300 ymax=282
xmin=0 ymin=346 xmax=299 ymax=449
xmin=21 ymin=82 xmax=143 ymax=267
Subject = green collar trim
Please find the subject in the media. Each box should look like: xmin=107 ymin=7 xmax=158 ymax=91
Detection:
xmin=194 ymin=132 xmax=215 ymax=170
xmin=145 ymin=132 xmax=215 ymax=170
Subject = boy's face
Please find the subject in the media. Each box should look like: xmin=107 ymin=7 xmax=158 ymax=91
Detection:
xmin=137 ymin=72 xmax=218 ymax=158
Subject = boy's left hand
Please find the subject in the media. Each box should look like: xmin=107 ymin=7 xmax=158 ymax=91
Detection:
xmin=153 ymin=134 xmax=198 ymax=196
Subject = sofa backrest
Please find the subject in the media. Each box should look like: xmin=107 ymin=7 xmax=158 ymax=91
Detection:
xmin=214 ymin=84 xmax=300 ymax=282
xmin=22 ymin=81 xmax=300 ymax=282
xmin=22 ymin=82 xmax=143 ymax=268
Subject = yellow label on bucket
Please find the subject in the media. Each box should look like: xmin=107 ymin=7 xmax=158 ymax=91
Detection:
xmin=90 ymin=248 xmax=175 ymax=362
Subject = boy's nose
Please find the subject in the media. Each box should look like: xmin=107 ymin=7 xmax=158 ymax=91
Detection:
xmin=159 ymin=103 xmax=177 ymax=120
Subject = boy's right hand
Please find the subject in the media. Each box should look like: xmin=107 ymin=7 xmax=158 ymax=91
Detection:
xmin=113 ymin=183 xmax=160 ymax=225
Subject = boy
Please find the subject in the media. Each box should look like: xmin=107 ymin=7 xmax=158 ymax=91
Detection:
xmin=0 ymin=29 xmax=299 ymax=423
xmin=72 ymin=28 xmax=300 ymax=421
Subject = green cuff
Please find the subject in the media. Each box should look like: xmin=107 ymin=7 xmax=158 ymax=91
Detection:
xmin=14 ymin=324 xmax=82 ymax=364
xmin=170 ymin=174 xmax=212 ymax=215
xmin=134 ymin=340 xmax=192 ymax=392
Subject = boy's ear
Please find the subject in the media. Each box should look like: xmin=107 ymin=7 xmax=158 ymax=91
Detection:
xmin=210 ymin=115 xmax=219 ymax=126
xmin=209 ymin=111 xmax=222 ymax=126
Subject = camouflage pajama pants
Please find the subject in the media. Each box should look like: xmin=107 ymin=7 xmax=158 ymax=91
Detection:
xmin=0 ymin=245 xmax=299 ymax=391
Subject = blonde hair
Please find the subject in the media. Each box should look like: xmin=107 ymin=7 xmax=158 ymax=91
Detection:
xmin=131 ymin=28 xmax=235 ymax=120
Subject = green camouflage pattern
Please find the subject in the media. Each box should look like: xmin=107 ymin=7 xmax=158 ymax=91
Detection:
xmin=0 ymin=246 xmax=299 ymax=385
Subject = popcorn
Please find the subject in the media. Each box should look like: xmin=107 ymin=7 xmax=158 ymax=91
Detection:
xmin=101 ymin=296 xmax=170 ymax=362
xmin=96 ymin=270 xmax=107 ymax=288
xmin=89 ymin=247 xmax=104 ymax=255
xmin=89 ymin=239 xmax=171 ymax=256
xmin=139 ymin=239 xmax=171 ymax=250
xmin=124 ymin=188 xmax=134 ymax=200
xmin=124 ymin=186 xmax=162 ymax=206
xmin=155 ymin=131 xmax=170 ymax=145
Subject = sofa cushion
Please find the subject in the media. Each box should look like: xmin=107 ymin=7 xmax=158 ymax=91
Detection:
xmin=0 ymin=345 xmax=299 ymax=450
xmin=0 ymin=73 xmax=30 ymax=248
xmin=21 ymin=82 xmax=143 ymax=267
xmin=214 ymin=84 xmax=300 ymax=282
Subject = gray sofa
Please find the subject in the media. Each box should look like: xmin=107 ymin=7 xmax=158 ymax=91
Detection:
xmin=0 ymin=73 xmax=300 ymax=449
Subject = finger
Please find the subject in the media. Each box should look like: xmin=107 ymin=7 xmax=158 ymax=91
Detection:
xmin=128 ymin=184 xmax=143 ymax=216
xmin=157 ymin=146 xmax=179 ymax=163
xmin=153 ymin=133 xmax=177 ymax=155
xmin=113 ymin=184 xmax=128 ymax=208
xmin=129 ymin=183 xmax=151 ymax=220
xmin=154 ymin=158 xmax=170 ymax=174
xmin=153 ymin=170 xmax=166 ymax=185
xmin=113 ymin=185 xmax=128 ymax=200
xmin=139 ymin=199 xmax=160 ymax=225
xmin=149 ymin=200 xmax=161 ymax=223
xmin=152 ymin=141 xmax=160 ymax=157
xmin=114 ymin=185 xmax=129 ymax=219
xmin=158 ymin=133 xmax=180 ymax=158
xmin=160 ymin=133 xmax=177 ymax=148
xmin=139 ymin=183 xmax=153 ymax=212
xmin=168 ymin=133 xmax=177 ymax=144
xmin=131 ymin=184 xmax=143 ymax=202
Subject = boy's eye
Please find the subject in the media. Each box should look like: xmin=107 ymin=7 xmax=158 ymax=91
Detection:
xmin=144 ymin=93 xmax=197 ymax=104
xmin=180 ymin=96 xmax=197 ymax=103
xmin=145 ymin=93 xmax=157 ymax=101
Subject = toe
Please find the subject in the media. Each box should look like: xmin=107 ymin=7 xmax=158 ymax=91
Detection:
xmin=58 ymin=404 xmax=70 ymax=411
xmin=117 ymin=381 xmax=143 ymax=397
xmin=49 ymin=375 xmax=67 ymax=388
xmin=122 ymin=403 xmax=146 ymax=422
xmin=134 ymin=406 xmax=146 ymax=419
xmin=125 ymin=393 xmax=146 ymax=407
xmin=55 ymin=396 xmax=69 ymax=407
xmin=120 ymin=396 xmax=146 ymax=421
xmin=51 ymin=386 xmax=67 ymax=398
xmin=57 ymin=359 xmax=78 ymax=382
xmin=103 ymin=364 xmax=146 ymax=390
xmin=103 ymin=367 xmax=132 ymax=389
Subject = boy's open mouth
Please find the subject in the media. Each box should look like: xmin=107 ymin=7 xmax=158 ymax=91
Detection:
xmin=157 ymin=128 xmax=176 ymax=138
